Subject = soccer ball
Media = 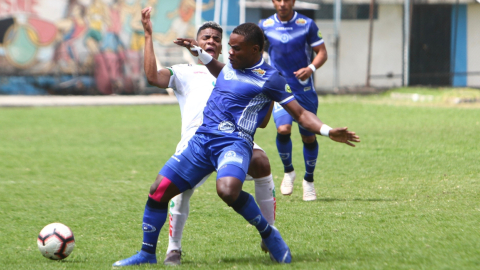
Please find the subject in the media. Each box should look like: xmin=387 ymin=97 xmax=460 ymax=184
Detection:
xmin=37 ymin=223 xmax=75 ymax=260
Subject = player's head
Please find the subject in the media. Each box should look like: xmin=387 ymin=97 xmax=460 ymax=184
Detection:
xmin=196 ymin=21 xmax=223 ymax=60
xmin=228 ymin=23 xmax=264 ymax=69
xmin=272 ymin=0 xmax=296 ymax=21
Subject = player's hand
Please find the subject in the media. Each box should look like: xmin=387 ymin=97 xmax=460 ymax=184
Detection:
xmin=293 ymin=67 xmax=313 ymax=81
xmin=174 ymin=38 xmax=199 ymax=56
xmin=328 ymin=127 xmax=360 ymax=147
xmin=141 ymin=7 xmax=153 ymax=37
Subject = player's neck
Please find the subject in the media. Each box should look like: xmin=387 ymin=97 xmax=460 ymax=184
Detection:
xmin=277 ymin=11 xmax=295 ymax=22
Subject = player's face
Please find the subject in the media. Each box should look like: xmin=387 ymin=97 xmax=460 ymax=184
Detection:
xmin=272 ymin=0 xmax=295 ymax=20
xmin=197 ymin=28 xmax=222 ymax=60
xmin=228 ymin=33 xmax=259 ymax=70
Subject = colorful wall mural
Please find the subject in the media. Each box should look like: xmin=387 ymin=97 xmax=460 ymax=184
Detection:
xmin=0 ymin=0 xmax=218 ymax=95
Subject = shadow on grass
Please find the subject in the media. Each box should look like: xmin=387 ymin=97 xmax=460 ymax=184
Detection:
xmin=181 ymin=254 xmax=276 ymax=266
xmin=318 ymin=197 xmax=396 ymax=202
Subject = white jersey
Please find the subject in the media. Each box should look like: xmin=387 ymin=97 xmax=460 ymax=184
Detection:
xmin=167 ymin=64 xmax=215 ymax=151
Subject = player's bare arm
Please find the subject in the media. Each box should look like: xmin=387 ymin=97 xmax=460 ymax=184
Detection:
xmin=142 ymin=7 xmax=171 ymax=88
xmin=282 ymin=100 xmax=360 ymax=147
xmin=174 ymin=38 xmax=225 ymax=78
xmin=293 ymin=43 xmax=328 ymax=81
xmin=259 ymin=101 xmax=274 ymax=128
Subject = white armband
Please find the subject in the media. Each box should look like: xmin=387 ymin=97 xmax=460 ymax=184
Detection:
xmin=190 ymin=45 xmax=213 ymax=65
xmin=308 ymin=64 xmax=317 ymax=73
xmin=320 ymin=124 xmax=332 ymax=137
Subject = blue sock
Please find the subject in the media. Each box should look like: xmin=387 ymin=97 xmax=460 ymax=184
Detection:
xmin=303 ymin=139 xmax=318 ymax=182
xmin=230 ymin=191 xmax=272 ymax=239
xmin=141 ymin=197 xmax=168 ymax=254
xmin=276 ymin=133 xmax=294 ymax=173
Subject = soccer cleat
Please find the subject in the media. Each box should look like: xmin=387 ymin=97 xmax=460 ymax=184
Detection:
xmin=163 ymin=250 xmax=182 ymax=266
xmin=112 ymin=250 xmax=157 ymax=267
xmin=302 ymin=180 xmax=317 ymax=201
xmin=263 ymin=227 xmax=291 ymax=263
xmin=280 ymin=171 xmax=296 ymax=195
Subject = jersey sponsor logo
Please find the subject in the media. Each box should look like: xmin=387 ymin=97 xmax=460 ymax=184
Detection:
xmin=295 ymin=18 xmax=307 ymax=25
xmin=304 ymin=86 xmax=312 ymax=91
xmin=252 ymin=68 xmax=266 ymax=77
xmin=263 ymin=18 xmax=274 ymax=27
xmin=275 ymin=27 xmax=293 ymax=31
xmin=224 ymin=70 xmax=235 ymax=80
xmin=280 ymin=34 xmax=289 ymax=43
xmin=194 ymin=71 xmax=207 ymax=74
xmin=285 ymin=84 xmax=292 ymax=93
xmin=318 ymin=30 xmax=323 ymax=38
xmin=218 ymin=121 xmax=235 ymax=133
xmin=142 ymin=223 xmax=156 ymax=233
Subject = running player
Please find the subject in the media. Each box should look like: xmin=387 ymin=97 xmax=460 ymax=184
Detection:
xmin=259 ymin=0 xmax=328 ymax=201
xmin=113 ymin=21 xmax=359 ymax=267
xmin=137 ymin=8 xmax=276 ymax=266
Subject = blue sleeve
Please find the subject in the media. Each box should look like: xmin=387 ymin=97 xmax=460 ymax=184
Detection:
xmin=307 ymin=21 xmax=324 ymax=48
xmin=262 ymin=72 xmax=295 ymax=105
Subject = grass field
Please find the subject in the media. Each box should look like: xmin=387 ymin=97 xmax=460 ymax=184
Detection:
xmin=1 ymin=89 xmax=479 ymax=269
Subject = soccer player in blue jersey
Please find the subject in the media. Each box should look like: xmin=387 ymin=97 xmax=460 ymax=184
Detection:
xmin=259 ymin=0 xmax=328 ymax=201
xmin=113 ymin=22 xmax=359 ymax=267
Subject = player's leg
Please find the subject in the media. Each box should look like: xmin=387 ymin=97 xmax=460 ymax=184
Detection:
xmin=273 ymin=102 xmax=296 ymax=196
xmin=215 ymin=144 xmax=290 ymax=263
xmin=247 ymin=146 xmax=275 ymax=226
xmin=297 ymin=92 xmax=320 ymax=201
xmin=164 ymin=174 xmax=210 ymax=266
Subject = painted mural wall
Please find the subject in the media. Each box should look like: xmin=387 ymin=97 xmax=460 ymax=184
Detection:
xmin=0 ymin=0 xmax=216 ymax=95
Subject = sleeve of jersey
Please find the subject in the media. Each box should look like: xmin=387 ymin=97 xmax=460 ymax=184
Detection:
xmin=166 ymin=66 xmax=178 ymax=92
xmin=307 ymin=21 xmax=324 ymax=48
xmin=262 ymin=72 xmax=295 ymax=105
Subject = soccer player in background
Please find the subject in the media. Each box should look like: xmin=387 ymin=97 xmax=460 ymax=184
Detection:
xmin=113 ymin=20 xmax=359 ymax=266
xmin=135 ymin=8 xmax=276 ymax=266
xmin=259 ymin=0 xmax=328 ymax=201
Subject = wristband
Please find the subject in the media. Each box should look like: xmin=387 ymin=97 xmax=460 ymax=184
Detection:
xmin=320 ymin=124 xmax=332 ymax=137
xmin=190 ymin=45 xmax=213 ymax=65
xmin=308 ymin=64 xmax=317 ymax=72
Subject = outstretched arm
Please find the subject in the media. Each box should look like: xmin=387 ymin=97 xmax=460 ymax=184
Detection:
xmin=142 ymin=7 xmax=171 ymax=88
xmin=282 ymin=100 xmax=360 ymax=147
xmin=174 ymin=38 xmax=225 ymax=78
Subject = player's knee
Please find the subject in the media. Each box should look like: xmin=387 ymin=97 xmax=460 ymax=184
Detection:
xmin=248 ymin=150 xmax=271 ymax=178
xmin=149 ymin=175 xmax=163 ymax=195
xmin=277 ymin=124 xmax=291 ymax=134
xmin=216 ymin=178 xmax=242 ymax=205
xmin=302 ymin=135 xmax=316 ymax=144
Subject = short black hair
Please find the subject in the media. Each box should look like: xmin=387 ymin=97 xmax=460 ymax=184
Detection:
xmin=232 ymin=23 xmax=264 ymax=52
xmin=196 ymin=21 xmax=223 ymax=37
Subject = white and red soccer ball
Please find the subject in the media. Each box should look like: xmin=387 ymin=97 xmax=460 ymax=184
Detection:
xmin=37 ymin=223 xmax=75 ymax=260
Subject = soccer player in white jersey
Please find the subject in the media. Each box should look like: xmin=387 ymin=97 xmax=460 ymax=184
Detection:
xmin=113 ymin=19 xmax=359 ymax=266
xmin=259 ymin=0 xmax=328 ymax=201
xmin=134 ymin=8 xmax=275 ymax=266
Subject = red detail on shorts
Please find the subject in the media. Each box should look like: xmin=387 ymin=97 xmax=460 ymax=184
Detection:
xmin=149 ymin=177 xmax=172 ymax=202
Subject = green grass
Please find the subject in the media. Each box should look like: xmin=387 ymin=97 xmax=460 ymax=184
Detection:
xmin=1 ymin=93 xmax=479 ymax=269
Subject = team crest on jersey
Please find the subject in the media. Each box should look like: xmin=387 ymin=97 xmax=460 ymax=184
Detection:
xmin=263 ymin=18 xmax=274 ymax=27
xmin=285 ymin=84 xmax=292 ymax=93
xmin=218 ymin=121 xmax=235 ymax=133
xmin=252 ymin=68 xmax=266 ymax=77
xmin=280 ymin=34 xmax=289 ymax=43
xmin=295 ymin=18 xmax=307 ymax=25
xmin=318 ymin=30 xmax=323 ymax=38
xmin=224 ymin=70 xmax=235 ymax=80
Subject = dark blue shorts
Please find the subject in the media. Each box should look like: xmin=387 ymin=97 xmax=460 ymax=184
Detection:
xmin=273 ymin=91 xmax=319 ymax=136
xmin=159 ymin=133 xmax=252 ymax=192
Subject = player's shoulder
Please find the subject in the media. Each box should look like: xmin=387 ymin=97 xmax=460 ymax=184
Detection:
xmin=259 ymin=14 xmax=276 ymax=29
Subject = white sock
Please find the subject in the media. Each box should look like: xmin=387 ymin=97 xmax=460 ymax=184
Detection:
xmin=166 ymin=188 xmax=194 ymax=253
xmin=254 ymin=174 xmax=276 ymax=226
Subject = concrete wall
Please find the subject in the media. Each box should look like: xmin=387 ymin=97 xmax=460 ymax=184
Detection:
xmin=467 ymin=4 xmax=480 ymax=87
xmin=315 ymin=4 xmax=403 ymax=90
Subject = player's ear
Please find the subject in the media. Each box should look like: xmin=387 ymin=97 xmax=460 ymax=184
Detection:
xmin=252 ymin=44 xmax=260 ymax=54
